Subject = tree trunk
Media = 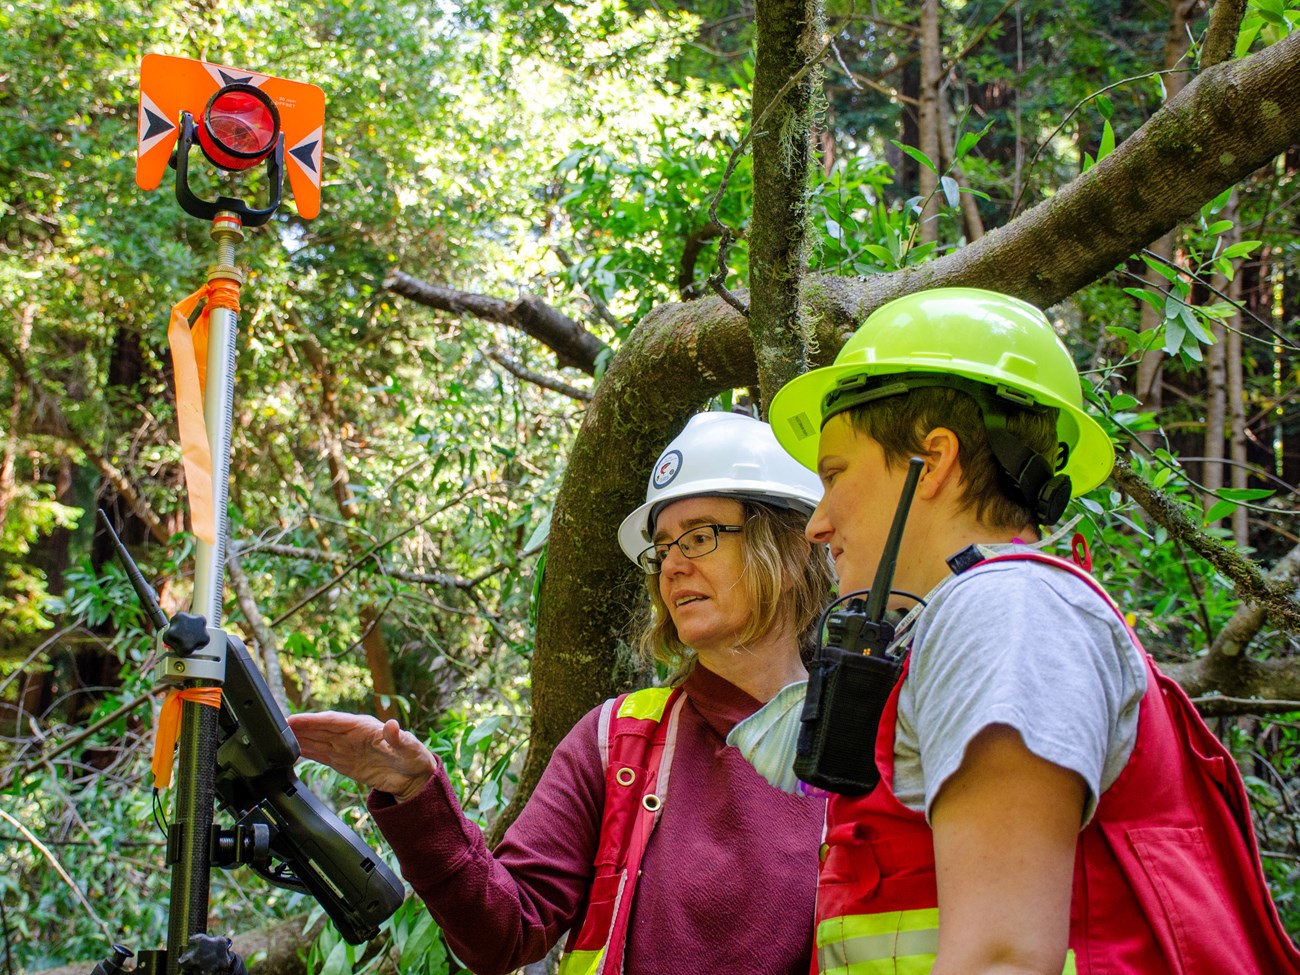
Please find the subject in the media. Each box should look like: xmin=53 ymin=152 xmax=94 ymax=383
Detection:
xmin=0 ymin=302 xmax=34 ymax=527
xmin=1135 ymin=0 xmax=1206 ymax=432
xmin=1203 ymin=190 xmax=1239 ymax=514
xmin=361 ymin=603 xmax=400 ymax=722
xmin=918 ymin=0 xmax=942 ymax=245
xmin=748 ymin=0 xmax=822 ymax=409
xmin=1227 ymin=254 xmax=1249 ymax=545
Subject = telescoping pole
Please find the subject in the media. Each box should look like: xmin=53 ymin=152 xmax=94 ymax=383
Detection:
xmin=164 ymin=213 xmax=244 ymax=973
xmin=190 ymin=215 xmax=242 ymax=626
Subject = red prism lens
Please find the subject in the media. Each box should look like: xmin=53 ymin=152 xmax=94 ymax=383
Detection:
xmin=197 ymin=84 xmax=280 ymax=171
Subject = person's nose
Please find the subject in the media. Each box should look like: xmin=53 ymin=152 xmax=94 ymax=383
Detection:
xmin=659 ymin=542 xmax=693 ymax=577
xmin=805 ymin=497 xmax=832 ymax=545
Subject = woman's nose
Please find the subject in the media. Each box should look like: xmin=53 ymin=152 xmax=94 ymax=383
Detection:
xmin=805 ymin=498 xmax=832 ymax=544
xmin=659 ymin=543 xmax=692 ymax=575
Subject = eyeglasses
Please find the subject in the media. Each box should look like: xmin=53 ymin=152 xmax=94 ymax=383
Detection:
xmin=637 ymin=524 xmax=744 ymax=574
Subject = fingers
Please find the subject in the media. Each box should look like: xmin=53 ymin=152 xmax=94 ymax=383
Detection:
xmin=382 ymin=720 xmax=434 ymax=764
xmin=288 ymin=710 xmax=433 ymax=766
xmin=288 ymin=711 xmax=383 ymax=769
xmin=382 ymin=719 xmax=405 ymax=746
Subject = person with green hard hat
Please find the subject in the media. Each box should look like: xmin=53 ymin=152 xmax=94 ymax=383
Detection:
xmin=733 ymin=287 xmax=1300 ymax=974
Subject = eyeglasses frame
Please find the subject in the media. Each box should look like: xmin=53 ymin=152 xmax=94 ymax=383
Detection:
xmin=637 ymin=523 xmax=744 ymax=575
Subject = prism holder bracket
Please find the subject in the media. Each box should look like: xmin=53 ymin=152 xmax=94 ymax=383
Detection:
xmin=136 ymin=54 xmax=324 ymax=220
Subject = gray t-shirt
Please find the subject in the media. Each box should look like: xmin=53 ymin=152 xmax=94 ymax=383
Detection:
xmin=892 ymin=554 xmax=1147 ymax=826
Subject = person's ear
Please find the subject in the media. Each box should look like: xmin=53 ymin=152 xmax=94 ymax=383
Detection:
xmin=917 ymin=427 xmax=961 ymax=500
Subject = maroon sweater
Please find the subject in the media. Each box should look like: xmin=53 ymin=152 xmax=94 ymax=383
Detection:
xmin=369 ymin=665 xmax=823 ymax=974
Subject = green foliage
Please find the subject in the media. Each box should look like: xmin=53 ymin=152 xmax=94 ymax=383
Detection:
xmin=0 ymin=483 xmax=82 ymax=642
xmin=548 ymin=70 xmax=752 ymax=322
xmin=1075 ymin=455 xmax=1245 ymax=655
xmin=1 ymin=700 xmax=179 ymax=968
xmin=808 ymin=156 xmax=912 ymax=274
xmin=53 ymin=558 xmax=151 ymax=639
xmin=809 ymin=118 xmax=994 ymax=273
xmin=1236 ymin=0 xmax=1300 ymax=56
xmin=305 ymin=897 xmax=448 ymax=975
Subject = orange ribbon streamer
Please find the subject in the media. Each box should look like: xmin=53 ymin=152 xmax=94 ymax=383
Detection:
xmin=167 ymin=279 xmax=241 ymax=546
xmin=151 ymin=686 xmax=224 ymax=789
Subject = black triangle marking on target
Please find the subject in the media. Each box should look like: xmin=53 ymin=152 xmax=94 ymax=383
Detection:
xmin=290 ymin=140 xmax=320 ymax=173
xmin=143 ymin=107 xmax=174 ymax=141
xmin=218 ymin=69 xmax=256 ymax=86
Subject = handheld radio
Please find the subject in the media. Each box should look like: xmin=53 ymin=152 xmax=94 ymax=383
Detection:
xmin=793 ymin=457 xmax=925 ymax=795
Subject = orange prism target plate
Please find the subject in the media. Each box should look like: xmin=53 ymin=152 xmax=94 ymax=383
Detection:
xmin=137 ymin=53 xmax=325 ymax=219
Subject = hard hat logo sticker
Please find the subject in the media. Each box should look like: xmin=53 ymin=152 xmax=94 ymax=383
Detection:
xmin=652 ymin=450 xmax=683 ymax=490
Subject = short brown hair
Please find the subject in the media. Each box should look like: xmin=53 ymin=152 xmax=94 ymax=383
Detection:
xmin=843 ymin=383 xmax=1059 ymax=531
xmin=639 ymin=502 xmax=835 ymax=683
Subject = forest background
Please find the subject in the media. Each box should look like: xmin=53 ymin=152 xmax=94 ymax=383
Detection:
xmin=4 ymin=0 xmax=1300 ymax=971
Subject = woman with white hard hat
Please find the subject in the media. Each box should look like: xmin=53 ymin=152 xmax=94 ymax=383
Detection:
xmin=289 ymin=411 xmax=835 ymax=975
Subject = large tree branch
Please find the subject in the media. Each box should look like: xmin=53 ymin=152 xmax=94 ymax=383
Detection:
xmin=385 ymin=270 xmax=608 ymax=375
xmin=486 ymin=346 xmax=592 ymax=402
xmin=1161 ymin=540 xmax=1300 ymax=710
xmin=899 ymin=31 xmax=1300 ymax=308
xmin=1207 ymin=543 xmax=1300 ymax=660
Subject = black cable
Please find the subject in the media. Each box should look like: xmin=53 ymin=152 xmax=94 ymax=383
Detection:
xmin=152 ymin=788 xmax=169 ymax=837
xmin=816 ymin=587 xmax=928 ymax=640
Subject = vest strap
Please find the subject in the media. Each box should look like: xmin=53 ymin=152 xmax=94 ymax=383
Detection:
xmin=560 ymin=685 xmax=685 ymax=975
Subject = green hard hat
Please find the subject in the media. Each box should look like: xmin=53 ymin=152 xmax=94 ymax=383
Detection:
xmin=769 ymin=287 xmax=1115 ymax=494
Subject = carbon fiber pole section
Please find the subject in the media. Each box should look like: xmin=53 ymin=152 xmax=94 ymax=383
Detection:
xmin=165 ymin=687 xmax=221 ymax=974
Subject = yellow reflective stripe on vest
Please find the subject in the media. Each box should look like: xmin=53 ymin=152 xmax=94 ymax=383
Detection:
xmin=616 ymin=685 xmax=675 ymax=721
xmin=557 ymin=947 xmax=603 ymax=975
xmin=817 ymin=910 xmax=1076 ymax=974
xmin=817 ymin=909 xmax=939 ymax=974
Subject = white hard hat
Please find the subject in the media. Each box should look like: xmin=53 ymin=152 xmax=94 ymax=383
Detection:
xmin=617 ymin=412 xmax=823 ymax=565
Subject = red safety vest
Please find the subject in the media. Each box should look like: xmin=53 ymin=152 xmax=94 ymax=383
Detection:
xmin=558 ymin=685 xmax=686 ymax=975
xmin=815 ymin=552 xmax=1300 ymax=974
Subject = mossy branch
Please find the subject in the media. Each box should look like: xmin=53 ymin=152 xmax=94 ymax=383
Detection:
xmin=1111 ymin=457 xmax=1300 ymax=632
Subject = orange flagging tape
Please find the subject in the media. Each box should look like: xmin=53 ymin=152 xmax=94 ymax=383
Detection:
xmin=151 ymin=686 xmax=224 ymax=789
xmin=167 ymin=280 xmax=241 ymax=545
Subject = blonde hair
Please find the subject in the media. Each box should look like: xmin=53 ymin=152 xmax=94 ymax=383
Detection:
xmin=639 ymin=502 xmax=835 ymax=683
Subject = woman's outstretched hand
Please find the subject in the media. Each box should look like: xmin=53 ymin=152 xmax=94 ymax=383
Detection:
xmin=287 ymin=711 xmax=438 ymax=803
